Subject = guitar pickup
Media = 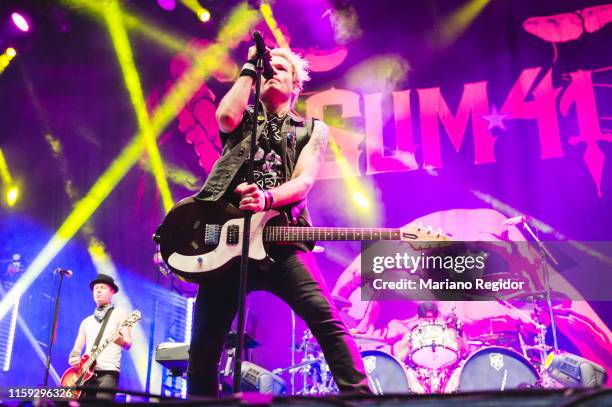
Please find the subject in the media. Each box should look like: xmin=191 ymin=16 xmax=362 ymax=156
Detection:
xmin=226 ymin=225 xmax=240 ymax=245
xmin=204 ymin=224 xmax=221 ymax=245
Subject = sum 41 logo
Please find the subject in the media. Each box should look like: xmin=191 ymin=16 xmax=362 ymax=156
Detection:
xmin=305 ymin=67 xmax=611 ymax=196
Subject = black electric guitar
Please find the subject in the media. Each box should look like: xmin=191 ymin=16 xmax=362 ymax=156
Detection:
xmin=157 ymin=197 xmax=451 ymax=283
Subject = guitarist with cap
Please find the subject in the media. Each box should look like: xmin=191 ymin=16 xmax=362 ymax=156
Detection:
xmin=66 ymin=273 xmax=132 ymax=400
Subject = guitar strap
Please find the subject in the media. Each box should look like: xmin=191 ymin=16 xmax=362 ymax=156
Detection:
xmin=91 ymin=308 xmax=114 ymax=354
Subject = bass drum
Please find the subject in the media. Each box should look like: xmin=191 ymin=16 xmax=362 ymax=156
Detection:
xmin=444 ymin=346 xmax=540 ymax=392
xmin=361 ymin=350 xmax=425 ymax=395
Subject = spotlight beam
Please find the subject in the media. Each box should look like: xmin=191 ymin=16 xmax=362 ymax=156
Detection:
xmin=0 ymin=48 xmax=17 ymax=75
xmin=0 ymin=148 xmax=13 ymax=187
xmin=439 ymin=0 xmax=490 ymax=46
xmin=87 ymin=240 xmax=150 ymax=390
xmin=62 ymin=0 xmax=188 ymax=54
xmin=104 ymin=0 xmax=174 ymax=212
xmin=0 ymin=2 xmax=260 ymax=321
xmin=259 ymin=3 xmax=289 ymax=47
xmin=179 ymin=0 xmax=211 ymax=22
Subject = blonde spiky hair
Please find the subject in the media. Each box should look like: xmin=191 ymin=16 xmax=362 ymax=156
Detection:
xmin=270 ymin=48 xmax=310 ymax=104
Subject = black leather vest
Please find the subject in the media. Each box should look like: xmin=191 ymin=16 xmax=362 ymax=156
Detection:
xmin=195 ymin=107 xmax=315 ymax=227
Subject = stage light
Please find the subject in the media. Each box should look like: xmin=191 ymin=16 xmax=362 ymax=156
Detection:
xmin=179 ymin=0 xmax=211 ymax=24
xmin=11 ymin=12 xmax=30 ymax=32
xmin=6 ymin=186 xmax=19 ymax=207
xmin=545 ymin=352 xmax=608 ymax=388
xmin=0 ymin=48 xmax=17 ymax=74
xmin=438 ymin=0 xmax=490 ymax=46
xmin=0 ymin=149 xmax=16 ymax=205
xmin=352 ymin=191 xmax=370 ymax=209
xmin=157 ymin=0 xmax=176 ymax=11
xmin=0 ymin=2 xmax=260 ymax=323
xmin=260 ymin=2 xmax=289 ymax=47
xmin=104 ymin=0 xmax=174 ymax=212
xmin=182 ymin=297 xmax=194 ymax=399
xmin=198 ymin=9 xmax=211 ymax=23
xmin=87 ymin=239 xmax=150 ymax=390
xmin=345 ymin=55 xmax=410 ymax=94
xmin=2 ymin=293 xmax=19 ymax=371
xmin=63 ymin=0 xmax=188 ymax=54
xmin=328 ymin=139 xmax=376 ymax=217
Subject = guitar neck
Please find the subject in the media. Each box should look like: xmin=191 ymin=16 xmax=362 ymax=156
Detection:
xmin=264 ymin=227 xmax=402 ymax=242
xmin=83 ymin=331 xmax=120 ymax=372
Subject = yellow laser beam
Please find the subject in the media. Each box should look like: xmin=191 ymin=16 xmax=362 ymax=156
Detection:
xmin=180 ymin=0 xmax=211 ymax=23
xmin=259 ymin=3 xmax=289 ymax=48
xmin=0 ymin=47 xmax=17 ymax=75
xmin=0 ymin=148 xmax=13 ymax=186
xmin=328 ymin=139 xmax=373 ymax=213
xmin=439 ymin=0 xmax=490 ymax=46
xmin=104 ymin=0 xmax=173 ymax=212
xmin=0 ymin=2 xmax=260 ymax=322
xmin=62 ymin=0 xmax=188 ymax=54
xmin=6 ymin=186 xmax=19 ymax=207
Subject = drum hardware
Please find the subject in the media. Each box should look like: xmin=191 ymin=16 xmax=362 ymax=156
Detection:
xmin=408 ymin=317 xmax=462 ymax=369
xmin=475 ymin=331 xmax=520 ymax=346
xmin=273 ymin=329 xmax=336 ymax=395
xmin=512 ymin=217 xmax=561 ymax=352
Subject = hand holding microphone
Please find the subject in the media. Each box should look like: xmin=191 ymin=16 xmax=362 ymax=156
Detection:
xmin=240 ymin=31 xmax=274 ymax=81
xmin=252 ymin=31 xmax=274 ymax=80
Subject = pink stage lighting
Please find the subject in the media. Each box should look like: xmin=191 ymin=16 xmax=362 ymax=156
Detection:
xmin=11 ymin=12 xmax=30 ymax=32
xmin=157 ymin=0 xmax=176 ymax=11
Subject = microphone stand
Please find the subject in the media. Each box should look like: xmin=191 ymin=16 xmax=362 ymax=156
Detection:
xmin=233 ymin=46 xmax=266 ymax=393
xmin=521 ymin=220 xmax=560 ymax=352
xmin=44 ymin=268 xmax=69 ymax=386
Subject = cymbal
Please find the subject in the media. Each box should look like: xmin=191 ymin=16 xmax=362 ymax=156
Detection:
xmin=332 ymin=295 xmax=352 ymax=309
xmin=474 ymin=332 xmax=518 ymax=345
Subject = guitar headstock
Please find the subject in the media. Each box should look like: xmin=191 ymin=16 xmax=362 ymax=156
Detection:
xmin=121 ymin=310 xmax=142 ymax=328
xmin=399 ymin=223 xmax=452 ymax=250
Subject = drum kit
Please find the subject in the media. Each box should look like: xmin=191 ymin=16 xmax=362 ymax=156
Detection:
xmin=272 ymin=295 xmax=565 ymax=395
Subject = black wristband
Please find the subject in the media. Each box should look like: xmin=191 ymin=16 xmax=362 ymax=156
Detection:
xmin=239 ymin=68 xmax=256 ymax=80
xmin=240 ymin=60 xmax=256 ymax=77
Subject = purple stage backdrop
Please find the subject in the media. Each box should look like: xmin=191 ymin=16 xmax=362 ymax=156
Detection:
xmin=0 ymin=0 xmax=610 ymax=395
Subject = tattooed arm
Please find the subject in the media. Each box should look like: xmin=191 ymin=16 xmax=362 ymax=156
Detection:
xmin=237 ymin=120 xmax=329 ymax=212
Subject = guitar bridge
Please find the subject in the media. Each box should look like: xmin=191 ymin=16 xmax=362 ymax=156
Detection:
xmin=204 ymin=224 xmax=221 ymax=245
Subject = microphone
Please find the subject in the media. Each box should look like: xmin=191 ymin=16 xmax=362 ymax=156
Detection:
xmin=252 ymin=31 xmax=274 ymax=80
xmin=503 ymin=215 xmax=527 ymax=226
xmin=55 ymin=268 xmax=73 ymax=278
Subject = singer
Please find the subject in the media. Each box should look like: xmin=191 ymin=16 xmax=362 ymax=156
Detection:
xmin=67 ymin=274 xmax=132 ymax=400
xmin=187 ymin=41 xmax=371 ymax=396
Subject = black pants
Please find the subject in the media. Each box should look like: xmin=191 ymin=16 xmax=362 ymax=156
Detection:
xmin=187 ymin=248 xmax=370 ymax=397
xmin=83 ymin=370 xmax=119 ymax=400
